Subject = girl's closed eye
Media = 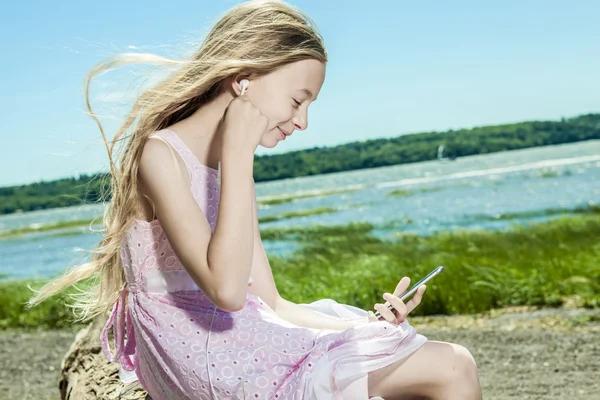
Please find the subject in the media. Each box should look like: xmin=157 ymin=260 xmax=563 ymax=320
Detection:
xmin=292 ymin=98 xmax=301 ymax=108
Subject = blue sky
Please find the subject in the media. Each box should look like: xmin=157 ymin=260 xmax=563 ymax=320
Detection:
xmin=1 ymin=0 xmax=599 ymax=187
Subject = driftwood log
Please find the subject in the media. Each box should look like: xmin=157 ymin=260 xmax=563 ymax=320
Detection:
xmin=59 ymin=315 xmax=149 ymax=400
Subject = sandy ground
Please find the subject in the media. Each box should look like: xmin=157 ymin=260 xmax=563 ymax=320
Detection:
xmin=1 ymin=307 xmax=598 ymax=400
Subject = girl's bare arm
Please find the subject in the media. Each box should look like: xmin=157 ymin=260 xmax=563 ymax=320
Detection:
xmin=207 ymin=153 xmax=255 ymax=310
xmin=139 ymin=138 xmax=254 ymax=312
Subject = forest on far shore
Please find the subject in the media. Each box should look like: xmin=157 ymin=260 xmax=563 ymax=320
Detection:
xmin=1 ymin=113 xmax=599 ymax=215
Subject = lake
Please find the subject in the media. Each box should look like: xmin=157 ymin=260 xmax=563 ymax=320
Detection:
xmin=1 ymin=140 xmax=599 ymax=280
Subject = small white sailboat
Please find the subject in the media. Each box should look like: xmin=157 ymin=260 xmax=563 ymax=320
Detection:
xmin=437 ymin=144 xmax=445 ymax=160
xmin=437 ymin=144 xmax=456 ymax=162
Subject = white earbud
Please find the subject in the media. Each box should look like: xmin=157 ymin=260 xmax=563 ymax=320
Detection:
xmin=240 ymin=79 xmax=249 ymax=95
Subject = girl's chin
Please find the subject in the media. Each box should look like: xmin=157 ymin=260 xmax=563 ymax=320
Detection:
xmin=258 ymin=134 xmax=282 ymax=149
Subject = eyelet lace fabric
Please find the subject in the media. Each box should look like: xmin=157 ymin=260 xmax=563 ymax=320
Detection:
xmin=100 ymin=129 xmax=427 ymax=399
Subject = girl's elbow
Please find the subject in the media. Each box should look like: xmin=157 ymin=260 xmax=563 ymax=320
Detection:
xmin=215 ymin=288 xmax=246 ymax=312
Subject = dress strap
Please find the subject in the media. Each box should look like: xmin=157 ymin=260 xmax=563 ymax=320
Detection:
xmin=100 ymin=288 xmax=137 ymax=371
xmin=147 ymin=130 xmax=198 ymax=187
xmin=150 ymin=129 xmax=221 ymax=183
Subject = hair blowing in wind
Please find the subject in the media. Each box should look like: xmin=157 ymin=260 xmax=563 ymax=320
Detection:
xmin=27 ymin=0 xmax=327 ymax=321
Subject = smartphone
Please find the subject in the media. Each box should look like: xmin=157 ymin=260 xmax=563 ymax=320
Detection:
xmin=374 ymin=266 xmax=444 ymax=319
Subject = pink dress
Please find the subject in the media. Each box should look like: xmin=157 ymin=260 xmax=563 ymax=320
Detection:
xmin=101 ymin=129 xmax=428 ymax=400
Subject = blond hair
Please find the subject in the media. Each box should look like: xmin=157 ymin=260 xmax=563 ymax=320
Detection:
xmin=28 ymin=0 xmax=327 ymax=321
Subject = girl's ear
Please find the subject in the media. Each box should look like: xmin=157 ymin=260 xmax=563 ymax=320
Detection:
xmin=231 ymin=74 xmax=251 ymax=96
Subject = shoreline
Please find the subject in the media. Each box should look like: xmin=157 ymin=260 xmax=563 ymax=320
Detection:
xmin=2 ymin=213 xmax=599 ymax=330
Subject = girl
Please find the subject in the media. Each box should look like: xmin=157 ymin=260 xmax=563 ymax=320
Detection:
xmin=30 ymin=1 xmax=482 ymax=399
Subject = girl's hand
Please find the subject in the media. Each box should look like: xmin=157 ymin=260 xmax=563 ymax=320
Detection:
xmin=366 ymin=277 xmax=427 ymax=325
xmin=220 ymin=95 xmax=269 ymax=159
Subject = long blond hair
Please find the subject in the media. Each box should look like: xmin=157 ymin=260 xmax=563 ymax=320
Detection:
xmin=28 ymin=0 xmax=327 ymax=321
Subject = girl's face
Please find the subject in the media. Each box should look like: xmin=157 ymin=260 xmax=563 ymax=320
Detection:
xmin=244 ymin=59 xmax=326 ymax=148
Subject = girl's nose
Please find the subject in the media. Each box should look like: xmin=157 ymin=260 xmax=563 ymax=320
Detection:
xmin=292 ymin=116 xmax=307 ymax=131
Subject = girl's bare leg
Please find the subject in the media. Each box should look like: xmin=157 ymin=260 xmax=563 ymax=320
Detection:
xmin=368 ymin=341 xmax=482 ymax=400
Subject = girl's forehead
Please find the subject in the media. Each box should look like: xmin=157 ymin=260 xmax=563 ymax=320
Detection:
xmin=267 ymin=60 xmax=325 ymax=95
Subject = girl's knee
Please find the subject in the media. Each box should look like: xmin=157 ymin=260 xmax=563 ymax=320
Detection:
xmin=430 ymin=343 xmax=477 ymax=385
xmin=453 ymin=344 xmax=478 ymax=375
xmin=451 ymin=344 xmax=481 ymax=394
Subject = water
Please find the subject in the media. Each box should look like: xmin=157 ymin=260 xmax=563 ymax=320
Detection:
xmin=1 ymin=140 xmax=599 ymax=280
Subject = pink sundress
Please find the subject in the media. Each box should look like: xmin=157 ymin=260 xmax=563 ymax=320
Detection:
xmin=100 ymin=129 xmax=428 ymax=399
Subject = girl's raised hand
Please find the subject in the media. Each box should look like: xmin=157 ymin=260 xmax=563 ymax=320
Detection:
xmin=220 ymin=95 xmax=269 ymax=160
xmin=366 ymin=277 xmax=427 ymax=325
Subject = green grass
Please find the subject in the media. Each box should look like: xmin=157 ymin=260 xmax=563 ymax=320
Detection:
xmin=260 ymin=221 xmax=376 ymax=241
xmin=259 ymin=207 xmax=338 ymax=223
xmin=268 ymin=213 xmax=600 ymax=316
xmin=387 ymin=189 xmax=414 ymax=197
xmin=258 ymin=203 xmax=373 ymax=224
xmin=0 ymin=279 xmax=90 ymax=330
xmin=0 ymin=201 xmax=358 ymax=239
xmin=2 ymin=213 xmax=599 ymax=330
xmin=386 ymin=187 xmax=445 ymax=198
xmin=466 ymin=203 xmax=600 ymax=222
xmin=0 ymin=218 xmax=102 ymax=239
xmin=257 ymin=187 xmax=362 ymax=206
xmin=540 ymin=170 xmax=559 ymax=178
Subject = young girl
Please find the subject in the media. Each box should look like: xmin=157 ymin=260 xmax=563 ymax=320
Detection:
xmin=30 ymin=1 xmax=481 ymax=399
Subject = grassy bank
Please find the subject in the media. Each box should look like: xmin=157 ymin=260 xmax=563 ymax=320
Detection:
xmin=0 ymin=280 xmax=87 ymax=330
xmin=2 ymin=213 xmax=599 ymax=330
xmin=0 ymin=218 xmax=103 ymax=239
xmin=267 ymin=214 xmax=600 ymax=316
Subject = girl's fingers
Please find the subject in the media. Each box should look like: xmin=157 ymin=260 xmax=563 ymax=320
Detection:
xmin=382 ymin=293 xmax=408 ymax=323
xmin=374 ymin=303 xmax=397 ymax=323
xmin=405 ymin=285 xmax=427 ymax=314
xmin=373 ymin=277 xmax=427 ymax=325
xmin=378 ymin=277 xmax=410 ymax=313
xmin=393 ymin=277 xmax=411 ymax=298
xmin=366 ymin=311 xmax=379 ymax=323
xmin=384 ymin=276 xmax=410 ymax=307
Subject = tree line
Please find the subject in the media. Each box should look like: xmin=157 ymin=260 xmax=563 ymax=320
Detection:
xmin=1 ymin=113 xmax=599 ymax=215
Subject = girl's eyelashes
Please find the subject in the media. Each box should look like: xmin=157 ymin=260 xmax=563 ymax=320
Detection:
xmin=292 ymin=98 xmax=301 ymax=108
